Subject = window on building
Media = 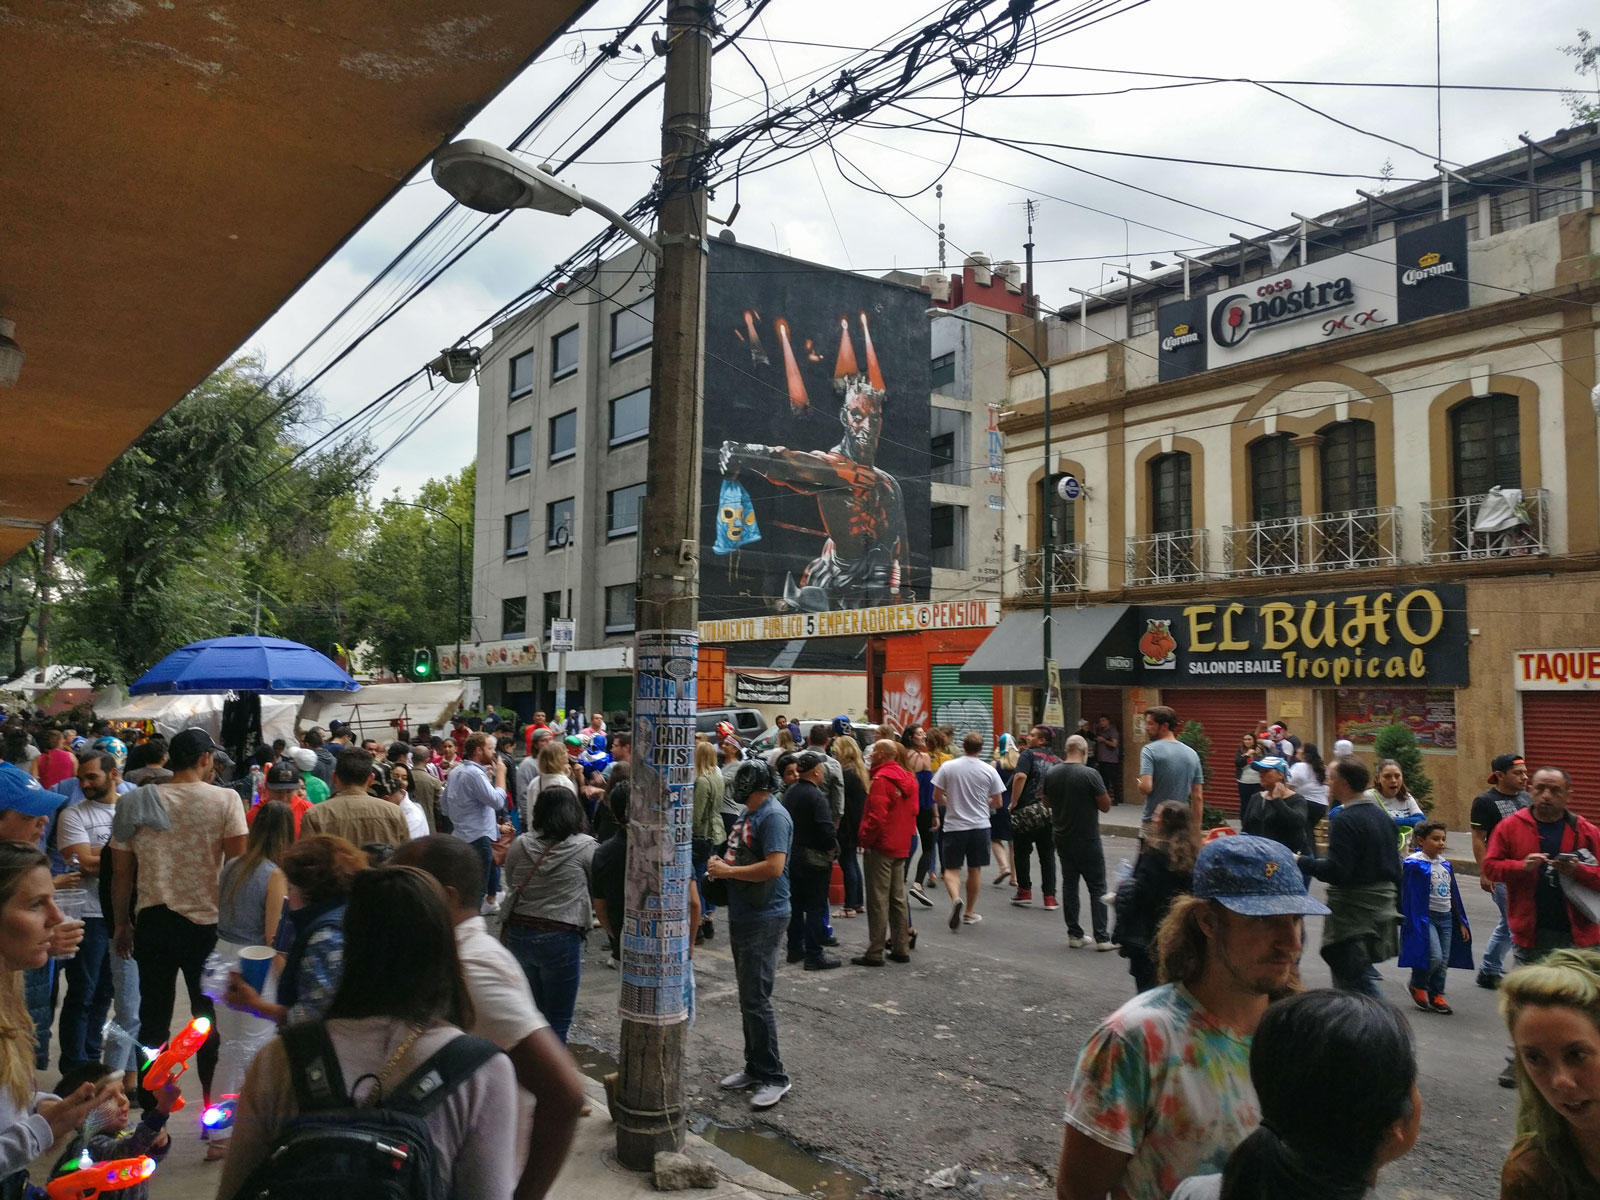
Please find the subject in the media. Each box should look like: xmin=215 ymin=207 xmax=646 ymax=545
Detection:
xmin=1129 ymin=303 xmax=1158 ymax=337
xmin=1150 ymin=451 xmax=1193 ymax=533
xmin=611 ymin=296 xmax=654 ymax=358
xmin=931 ymin=504 xmax=967 ymax=570
xmin=930 ymin=407 xmax=969 ymax=484
xmin=542 ymin=590 xmax=564 ymax=636
xmin=609 ymin=387 xmax=650 ymax=446
xmin=507 ymin=428 xmax=531 ymax=477
xmin=605 ymin=584 xmax=636 ymax=633
xmin=1249 ymin=434 xmax=1301 ymax=521
xmin=501 ymin=596 xmax=527 ymax=639
xmin=509 ymin=349 xmax=534 ymax=400
xmin=551 ymin=326 xmax=580 ymax=380
xmin=547 ymin=497 xmax=574 ymax=548
xmin=1037 ymin=475 xmax=1075 ymax=546
xmin=1450 ymin=394 xmax=1521 ymax=497
xmin=607 ymin=482 xmax=646 ymax=538
xmin=930 ymin=352 xmax=956 ymax=392
xmin=504 ymin=510 xmax=529 ymax=558
xmin=1320 ymin=419 xmax=1377 ymax=512
xmin=549 ymin=410 xmax=577 ymax=461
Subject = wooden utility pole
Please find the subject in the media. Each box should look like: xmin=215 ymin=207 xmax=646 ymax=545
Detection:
xmin=615 ymin=0 xmax=713 ymax=1168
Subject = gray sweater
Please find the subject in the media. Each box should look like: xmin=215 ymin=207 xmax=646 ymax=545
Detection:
xmin=504 ymin=831 xmax=597 ymax=929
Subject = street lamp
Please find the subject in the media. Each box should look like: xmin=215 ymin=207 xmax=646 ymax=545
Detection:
xmin=431 ymin=139 xmax=663 ymax=260
xmin=926 ymin=307 xmax=1054 ymax=686
xmin=383 ymin=499 xmax=465 ymax=680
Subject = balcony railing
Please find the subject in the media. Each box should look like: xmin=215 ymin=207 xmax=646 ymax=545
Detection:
xmin=1126 ymin=530 xmax=1207 ymax=586
xmin=1222 ymin=507 xmax=1402 ymax=577
xmin=1015 ymin=544 xmax=1086 ymax=598
xmin=1420 ymin=489 xmax=1549 ymax=562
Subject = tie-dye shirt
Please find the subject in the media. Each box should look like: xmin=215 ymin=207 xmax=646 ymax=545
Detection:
xmin=1063 ymin=983 xmax=1259 ymax=1200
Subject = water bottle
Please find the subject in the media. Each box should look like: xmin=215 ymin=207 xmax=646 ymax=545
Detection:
xmin=199 ymin=951 xmax=232 ymax=1003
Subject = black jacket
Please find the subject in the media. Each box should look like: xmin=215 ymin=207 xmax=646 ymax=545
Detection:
xmin=1115 ymin=844 xmax=1193 ymax=952
xmin=781 ymin=780 xmax=838 ymax=864
xmin=1241 ymin=790 xmax=1309 ymax=855
xmin=1300 ymin=800 xmax=1403 ymax=887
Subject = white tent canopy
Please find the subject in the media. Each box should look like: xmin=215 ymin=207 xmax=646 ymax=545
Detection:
xmin=298 ymin=681 xmax=465 ymax=742
xmin=93 ymin=689 xmax=302 ymax=745
xmin=3 ymin=665 xmax=97 ymax=694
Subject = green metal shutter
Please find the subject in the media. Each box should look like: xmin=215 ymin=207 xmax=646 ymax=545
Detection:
xmin=601 ymin=675 xmax=633 ymax=716
xmin=930 ymin=664 xmax=993 ymax=756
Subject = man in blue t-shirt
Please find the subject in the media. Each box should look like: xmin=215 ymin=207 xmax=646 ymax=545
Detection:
xmin=1137 ymin=705 xmax=1205 ymax=840
xmin=707 ymin=760 xmax=794 ymax=1110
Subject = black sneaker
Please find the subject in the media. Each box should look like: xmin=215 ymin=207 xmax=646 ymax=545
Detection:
xmin=888 ymin=952 xmax=912 ymax=963
xmin=1476 ymin=970 xmax=1502 ymax=990
xmin=850 ymin=955 xmax=885 ymax=967
xmin=1498 ymin=1059 xmax=1517 ymax=1089
xmin=786 ymin=952 xmax=805 ymax=964
xmin=699 ymin=919 xmax=714 ymax=943
xmin=949 ymin=901 xmax=964 ymax=931
xmin=804 ymin=956 xmax=842 ymax=971
xmin=909 ymin=888 xmax=934 ymax=909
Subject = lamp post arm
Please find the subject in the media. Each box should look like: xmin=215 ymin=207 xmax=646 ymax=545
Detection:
xmin=578 ymin=195 xmax=663 ymax=260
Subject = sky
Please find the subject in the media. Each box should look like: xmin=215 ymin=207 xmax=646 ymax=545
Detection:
xmin=242 ymin=0 xmax=1598 ymax=503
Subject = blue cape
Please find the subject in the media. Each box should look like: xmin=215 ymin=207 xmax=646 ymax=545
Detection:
xmin=1398 ymin=855 xmax=1474 ymax=971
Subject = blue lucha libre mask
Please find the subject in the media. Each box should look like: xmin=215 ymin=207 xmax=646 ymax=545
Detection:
xmin=714 ymin=480 xmax=761 ymax=555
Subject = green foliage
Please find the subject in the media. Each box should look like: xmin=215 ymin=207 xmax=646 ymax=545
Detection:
xmin=1201 ymin=804 xmax=1228 ymax=831
xmin=1373 ymin=723 xmax=1433 ymax=811
xmin=1177 ymin=720 xmax=1212 ymax=784
xmin=1562 ymin=29 xmax=1600 ymax=124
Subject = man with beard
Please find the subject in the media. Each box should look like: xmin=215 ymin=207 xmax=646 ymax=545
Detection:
xmin=56 ymin=751 xmax=128 ymax=1072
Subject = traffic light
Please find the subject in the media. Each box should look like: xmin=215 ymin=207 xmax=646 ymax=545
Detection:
xmin=413 ymin=648 xmax=433 ymax=679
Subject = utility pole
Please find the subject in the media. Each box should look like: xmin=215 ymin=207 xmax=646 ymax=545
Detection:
xmin=615 ymin=0 xmax=712 ymax=1168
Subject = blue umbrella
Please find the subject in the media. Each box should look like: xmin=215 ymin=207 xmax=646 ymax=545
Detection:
xmin=129 ymin=636 xmax=358 ymax=695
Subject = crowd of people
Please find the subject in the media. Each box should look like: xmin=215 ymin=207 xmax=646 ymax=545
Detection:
xmin=0 ymin=704 xmax=1592 ymax=1197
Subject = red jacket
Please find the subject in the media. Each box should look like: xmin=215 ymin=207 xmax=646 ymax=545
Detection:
xmin=1484 ymin=807 xmax=1600 ymax=948
xmin=860 ymin=760 xmax=918 ymax=858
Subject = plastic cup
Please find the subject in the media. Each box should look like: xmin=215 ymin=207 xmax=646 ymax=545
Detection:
xmin=53 ymin=890 xmax=87 ymax=960
xmin=237 ymin=945 xmax=275 ymax=992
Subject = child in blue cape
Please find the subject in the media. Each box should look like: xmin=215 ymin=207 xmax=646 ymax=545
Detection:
xmin=1399 ymin=818 xmax=1472 ymax=1014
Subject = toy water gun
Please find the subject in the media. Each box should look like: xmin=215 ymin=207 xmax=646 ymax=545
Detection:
xmin=200 ymin=1096 xmax=237 ymax=1133
xmin=139 ymin=1016 xmax=210 ymax=1111
xmin=46 ymin=1153 xmax=155 ymax=1200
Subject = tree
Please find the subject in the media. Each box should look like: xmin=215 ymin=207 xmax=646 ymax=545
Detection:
xmin=1562 ymin=29 xmax=1600 ymax=124
xmin=1374 ymin=723 xmax=1433 ymax=811
xmin=347 ymin=465 xmax=476 ymax=676
xmin=1177 ymin=720 xmax=1226 ymax=829
xmin=52 ymin=358 xmax=373 ymax=684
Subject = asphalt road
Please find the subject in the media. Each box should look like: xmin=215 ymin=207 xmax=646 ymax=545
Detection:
xmin=570 ymin=831 xmax=1516 ymax=1200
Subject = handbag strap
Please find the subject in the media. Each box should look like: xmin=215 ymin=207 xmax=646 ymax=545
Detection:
xmin=499 ymin=838 xmax=559 ymax=942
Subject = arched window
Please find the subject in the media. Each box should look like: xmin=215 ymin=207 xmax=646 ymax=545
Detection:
xmin=1451 ymin=395 xmax=1520 ymax=497
xmin=1320 ymin=420 xmax=1377 ymax=513
xmin=1037 ymin=474 xmax=1075 ymax=546
xmin=1150 ymin=452 xmax=1192 ymax=533
xmin=1249 ymin=434 xmax=1300 ymax=521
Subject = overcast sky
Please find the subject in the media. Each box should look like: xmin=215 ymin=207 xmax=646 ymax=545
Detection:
xmin=244 ymin=0 xmax=1596 ymax=504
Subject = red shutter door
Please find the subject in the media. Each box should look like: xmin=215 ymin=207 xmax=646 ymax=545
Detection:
xmin=1157 ymin=689 xmax=1268 ymax=816
xmin=1521 ymin=692 xmax=1600 ymax=823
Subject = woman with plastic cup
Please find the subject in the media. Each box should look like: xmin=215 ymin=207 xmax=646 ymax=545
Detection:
xmin=208 ymin=801 xmax=293 ymax=1161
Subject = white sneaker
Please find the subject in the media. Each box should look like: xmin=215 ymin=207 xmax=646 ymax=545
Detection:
xmin=480 ymin=897 xmax=500 ymax=916
xmin=1068 ymin=936 xmax=1087 ymax=948
xmin=961 ymin=912 xmax=984 ymax=925
xmin=1095 ymin=941 xmax=1115 ymax=952
xmin=720 ymin=1070 xmax=757 ymax=1090
xmin=751 ymin=1081 xmax=791 ymax=1109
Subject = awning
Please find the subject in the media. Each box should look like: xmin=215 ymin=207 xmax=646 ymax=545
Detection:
xmin=960 ymin=606 xmax=1134 ymax=686
xmin=299 ymin=681 xmax=465 ymax=741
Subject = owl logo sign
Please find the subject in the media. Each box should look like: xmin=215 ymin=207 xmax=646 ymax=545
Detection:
xmin=1140 ymin=619 xmax=1177 ymax=670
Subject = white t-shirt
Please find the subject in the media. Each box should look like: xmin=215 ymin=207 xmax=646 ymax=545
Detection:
xmin=399 ymin=795 xmax=430 ymax=841
xmin=932 ymin=754 xmax=1006 ymax=833
xmin=58 ymin=799 xmax=117 ymax=918
xmin=1287 ymin=761 xmax=1329 ymax=810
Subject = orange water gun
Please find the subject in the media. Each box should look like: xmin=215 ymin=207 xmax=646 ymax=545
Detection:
xmin=139 ymin=1016 xmax=210 ymax=1111
xmin=46 ymin=1153 xmax=155 ymax=1200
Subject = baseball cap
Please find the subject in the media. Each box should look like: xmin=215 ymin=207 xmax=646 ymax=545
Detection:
xmin=264 ymin=761 xmax=302 ymax=792
xmin=795 ymin=750 xmax=827 ymax=775
xmin=286 ymin=747 xmax=317 ymax=773
xmin=1332 ymin=739 xmax=1355 ymax=757
xmin=1491 ymin=753 xmax=1526 ymax=781
xmin=563 ymin=734 xmax=584 ymax=749
xmin=0 ymin=762 xmax=65 ymax=818
xmin=1194 ymin=835 xmax=1329 ymax=918
xmin=169 ymin=728 xmax=221 ymax=761
xmin=1249 ymin=755 xmax=1291 ymax=775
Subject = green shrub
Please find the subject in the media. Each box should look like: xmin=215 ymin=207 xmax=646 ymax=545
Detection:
xmin=1178 ymin=720 xmax=1212 ymax=783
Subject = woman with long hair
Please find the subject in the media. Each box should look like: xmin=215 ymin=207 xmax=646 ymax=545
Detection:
xmin=902 ymin=727 xmax=938 ymax=904
xmin=1170 ymin=990 xmax=1420 ymax=1199
xmin=217 ymin=868 xmax=518 ymax=1199
xmin=692 ymin=741 xmax=724 ymax=941
xmin=502 ymin=786 xmax=597 ymax=1044
xmin=0 ymin=841 xmax=103 ymax=1191
xmin=1497 ymin=949 xmax=1600 ymax=1197
xmin=1115 ymin=801 xmax=1197 ymax=994
xmin=831 ymin=737 xmax=869 ymax=918
xmin=1234 ymin=731 xmax=1262 ymax=814
xmin=991 ymin=733 xmax=1019 ymax=886
xmin=210 ymin=802 xmax=294 ymax=1160
xmin=1290 ymin=743 xmax=1329 ymax=847
xmin=1369 ymin=758 xmax=1425 ymax=851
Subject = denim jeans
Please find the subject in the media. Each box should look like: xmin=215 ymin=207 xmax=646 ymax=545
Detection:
xmin=503 ymin=925 xmax=582 ymax=1044
xmin=1482 ymin=883 xmax=1513 ymax=976
xmin=839 ymin=848 xmax=864 ymax=911
xmin=786 ymin=867 xmax=830 ymax=964
xmin=59 ymin=917 xmax=115 ymax=1071
xmin=1409 ymin=909 xmax=1453 ymax=995
xmin=728 ymin=915 xmax=788 ymax=1086
xmin=1322 ymin=937 xmax=1382 ymax=997
xmin=467 ymin=836 xmax=493 ymax=906
xmin=24 ymin=963 xmax=56 ymax=1071
xmin=104 ymin=951 xmax=142 ymax=1073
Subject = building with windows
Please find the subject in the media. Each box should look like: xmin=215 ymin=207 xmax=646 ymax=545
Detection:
xmin=971 ymin=122 xmax=1600 ymax=828
xmin=458 ymin=239 xmax=1013 ymax=726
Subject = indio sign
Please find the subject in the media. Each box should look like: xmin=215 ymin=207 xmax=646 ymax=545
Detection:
xmin=1131 ymin=584 xmax=1468 ymax=688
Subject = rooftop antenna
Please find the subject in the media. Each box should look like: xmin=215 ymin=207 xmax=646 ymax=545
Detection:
xmin=936 ymin=183 xmax=947 ymax=271
xmin=1023 ymin=198 xmax=1038 ymax=322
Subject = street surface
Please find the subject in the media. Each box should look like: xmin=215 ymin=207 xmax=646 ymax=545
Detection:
xmin=573 ymin=831 xmax=1515 ymax=1200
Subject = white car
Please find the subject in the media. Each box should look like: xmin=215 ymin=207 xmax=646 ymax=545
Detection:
xmin=747 ymin=719 xmax=882 ymax=756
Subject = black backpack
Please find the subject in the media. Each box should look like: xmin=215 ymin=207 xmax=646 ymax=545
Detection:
xmin=228 ymin=1021 xmax=499 ymax=1200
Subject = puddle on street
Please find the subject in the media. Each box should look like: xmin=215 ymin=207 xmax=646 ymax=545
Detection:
xmin=568 ymin=1041 xmax=874 ymax=1200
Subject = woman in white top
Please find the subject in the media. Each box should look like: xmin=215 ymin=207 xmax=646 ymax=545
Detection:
xmin=388 ymin=764 xmax=431 ymax=841
xmin=1289 ymin=743 xmax=1330 ymax=849
xmin=528 ymin=741 xmax=579 ymax=830
xmin=1368 ymin=759 xmax=1426 ymax=852
xmin=0 ymin=839 xmax=103 ymax=1190
xmin=217 ymin=866 xmax=519 ymax=1200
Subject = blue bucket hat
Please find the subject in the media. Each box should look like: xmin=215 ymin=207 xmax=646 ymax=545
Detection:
xmin=0 ymin=763 xmax=66 ymax=819
xmin=1193 ymin=834 xmax=1329 ymax=918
